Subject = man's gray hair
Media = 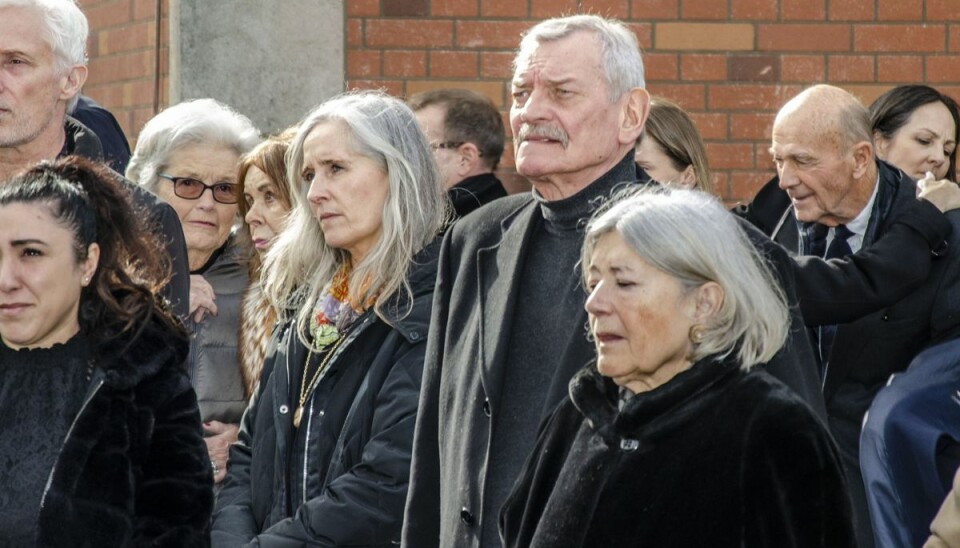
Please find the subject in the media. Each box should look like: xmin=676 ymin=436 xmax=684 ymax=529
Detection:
xmin=514 ymin=14 xmax=645 ymax=102
xmin=125 ymin=98 xmax=260 ymax=192
xmin=0 ymin=0 xmax=89 ymax=110
xmin=582 ymin=186 xmax=789 ymax=370
xmin=263 ymin=90 xmax=449 ymax=344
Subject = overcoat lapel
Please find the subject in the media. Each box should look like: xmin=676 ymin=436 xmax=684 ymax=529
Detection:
xmin=825 ymin=165 xmax=909 ymax=399
xmin=476 ymin=199 xmax=540 ymax=414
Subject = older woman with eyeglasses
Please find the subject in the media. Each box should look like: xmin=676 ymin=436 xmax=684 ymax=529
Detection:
xmin=127 ymin=98 xmax=260 ymax=485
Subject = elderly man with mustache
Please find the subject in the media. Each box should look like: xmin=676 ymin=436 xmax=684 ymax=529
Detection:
xmin=401 ymin=14 xmax=960 ymax=548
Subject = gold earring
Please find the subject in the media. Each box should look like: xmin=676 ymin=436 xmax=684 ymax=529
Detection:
xmin=688 ymin=325 xmax=704 ymax=344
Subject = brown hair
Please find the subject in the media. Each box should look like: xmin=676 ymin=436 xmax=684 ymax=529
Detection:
xmin=639 ymin=97 xmax=713 ymax=193
xmin=236 ymin=128 xmax=296 ymax=274
xmin=408 ymin=88 xmax=505 ymax=170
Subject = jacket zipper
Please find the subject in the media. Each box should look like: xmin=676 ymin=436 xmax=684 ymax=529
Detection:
xmin=300 ymin=314 xmax=374 ymax=504
xmin=38 ymin=375 xmax=106 ymax=510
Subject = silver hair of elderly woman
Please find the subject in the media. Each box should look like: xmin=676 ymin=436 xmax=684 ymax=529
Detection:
xmin=262 ymin=89 xmax=448 ymax=347
xmin=582 ymin=186 xmax=789 ymax=370
xmin=125 ymin=98 xmax=260 ymax=191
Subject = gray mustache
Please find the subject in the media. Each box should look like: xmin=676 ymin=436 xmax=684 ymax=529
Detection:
xmin=518 ymin=124 xmax=569 ymax=148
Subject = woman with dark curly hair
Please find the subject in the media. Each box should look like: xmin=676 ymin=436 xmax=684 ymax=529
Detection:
xmin=0 ymin=157 xmax=212 ymax=546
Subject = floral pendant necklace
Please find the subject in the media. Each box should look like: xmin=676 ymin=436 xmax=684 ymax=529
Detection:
xmin=293 ymin=265 xmax=360 ymax=428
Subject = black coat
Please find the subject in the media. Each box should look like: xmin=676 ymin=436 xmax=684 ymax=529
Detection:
xmin=211 ymin=242 xmax=438 ymax=547
xmin=37 ymin=311 xmax=212 ymax=547
xmin=500 ymin=360 xmax=857 ymax=548
xmin=448 ymin=172 xmax=507 ymax=218
xmin=738 ymin=172 xmax=953 ymax=328
xmin=752 ymin=161 xmax=960 ymax=427
xmin=748 ymin=160 xmax=960 ymax=547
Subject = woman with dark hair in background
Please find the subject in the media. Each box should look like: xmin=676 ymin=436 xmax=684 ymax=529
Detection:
xmin=871 ymin=84 xmax=959 ymax=183
xmin=860 ymin=86 xmax=960 ymax=548
xmin=0 ymin=157 xmax=211 ymax=546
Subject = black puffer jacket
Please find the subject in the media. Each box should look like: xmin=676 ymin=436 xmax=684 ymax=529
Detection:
xmin=212 ymin=241 xmax=438 ymax=547
xmin=37 ymin=309 xmax=212 ymax=547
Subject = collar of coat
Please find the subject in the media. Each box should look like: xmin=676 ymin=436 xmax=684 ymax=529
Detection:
xmin=570 ymin=354 xmax=742 ymax=443
xmin=368 ymin=236 xmax=442 ymax=344
xmin=92 ymin=307 xmax=190 ymax=391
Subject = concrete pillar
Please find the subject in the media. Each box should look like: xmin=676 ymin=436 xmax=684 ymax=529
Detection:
xmin=169 ymin=0 xmax=344 ymax=134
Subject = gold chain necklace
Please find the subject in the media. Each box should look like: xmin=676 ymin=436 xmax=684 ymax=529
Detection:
xmin=293 ymin=335 xmax=346 ymax=428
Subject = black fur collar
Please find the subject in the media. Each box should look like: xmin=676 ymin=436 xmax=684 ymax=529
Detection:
xmin=569 ymin=355 xmax=741 ymax=443
xmin=93 ymin=310 xmax=189 ymax=390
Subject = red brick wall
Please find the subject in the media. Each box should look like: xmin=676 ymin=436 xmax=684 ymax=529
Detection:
xmin=80 ymin=0 xmax=168 ymax=149
xmin=347 ymin=0 xmax=960 ymax=201
xmin=83 ymin=1 xmax=960 ymax=201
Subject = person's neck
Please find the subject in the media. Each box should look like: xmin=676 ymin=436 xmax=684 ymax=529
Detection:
xmin=0 ymin=125 xmax=66 ymax=184
xmin=528 ymin=148 xmax=634 ymax=201
xmin=823 ymin=162 xmax=879 ymax=226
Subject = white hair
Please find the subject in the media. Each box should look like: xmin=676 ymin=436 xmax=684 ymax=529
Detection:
xmin=263 ymin=90 xmax=448 ymax=345
xmin=582 ymin=186 xmax=789 ymax=370
xmin=126 ymin=98 xmax=261 ymax=192
xmin=514 ymin=14 xmax=645 ymax=102
xmin=0 ymin=0 xmax=88 ymax=110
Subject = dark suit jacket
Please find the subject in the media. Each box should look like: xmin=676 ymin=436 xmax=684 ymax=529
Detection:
xmin=755 ymin=161 xmax=960 ymax=413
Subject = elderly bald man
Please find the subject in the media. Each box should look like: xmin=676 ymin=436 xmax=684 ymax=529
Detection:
xmin=756 ymin=84 xmax=960 ymax=548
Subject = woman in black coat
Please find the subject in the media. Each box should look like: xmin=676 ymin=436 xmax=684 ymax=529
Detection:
xmin=500 ymin=187 xmax=857 ymax=548
xmin=211 ymin=91 xmax=448 ymax=546
xmin=0 ymin=157 xmax=212 ymax=546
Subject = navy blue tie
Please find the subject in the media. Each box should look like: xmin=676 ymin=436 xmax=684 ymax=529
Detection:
xmin=819 ymin=225 xmax=854 ymax=368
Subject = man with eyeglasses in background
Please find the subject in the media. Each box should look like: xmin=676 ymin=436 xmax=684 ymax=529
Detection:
xmin=410 ymin=89 xmax=508 ymax=218
xmin=0 ymin=0 xmax=189 ymax=318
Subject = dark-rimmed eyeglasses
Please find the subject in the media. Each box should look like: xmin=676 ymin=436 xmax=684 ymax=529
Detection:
xmin=429 ymin=141 xmax=464 ymax=152
xmin=158 ymin=173 xmax=239 ymax=204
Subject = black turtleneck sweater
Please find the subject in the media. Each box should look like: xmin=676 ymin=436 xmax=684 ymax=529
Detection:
xmin=481 ymin=153 xmax=642 ymax=547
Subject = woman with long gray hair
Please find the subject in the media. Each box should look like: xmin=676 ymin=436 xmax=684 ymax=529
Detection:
xmin=212 ymin=90 xmax=448 ymax=545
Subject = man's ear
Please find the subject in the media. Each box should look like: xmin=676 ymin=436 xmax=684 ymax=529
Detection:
xmin=60 ymin=65 xmax=88 ymax=103
xmin=619 ymin=88 xmax=650 ymax=146
xmin=457 ymin=142 xmax=482 ymax=177
xmin=850 ymin=140 xmax=873 ymax=180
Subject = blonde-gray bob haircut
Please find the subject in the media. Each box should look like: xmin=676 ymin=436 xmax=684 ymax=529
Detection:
xmin=263 ymin=90 xmax=447 ymax=342
xmin=514 ymin=14 xmax=645 ymax=102
xmin=125 ymin=98 xmax=260 ymax=191
xmin=582 ymin=186 xmax=788 ymax=370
